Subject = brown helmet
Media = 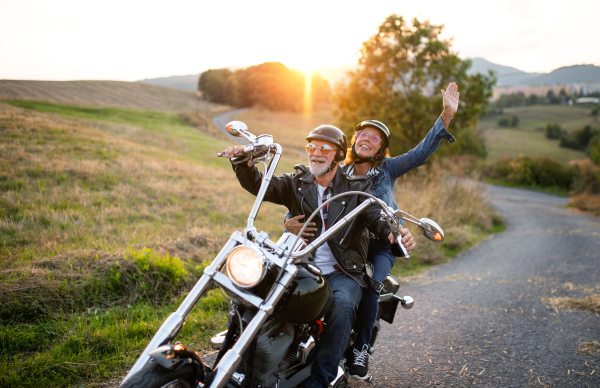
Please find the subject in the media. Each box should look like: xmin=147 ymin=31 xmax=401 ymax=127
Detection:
xmin=306 ymin=125 xmax=348 ymax=162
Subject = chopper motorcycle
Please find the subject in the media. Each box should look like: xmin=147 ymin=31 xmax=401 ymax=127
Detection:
xmin=119 ymin=121 xmax=445 ymax=388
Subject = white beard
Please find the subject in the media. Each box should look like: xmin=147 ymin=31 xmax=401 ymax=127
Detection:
xmin=309 ymin=156 xmax=331 ymax=176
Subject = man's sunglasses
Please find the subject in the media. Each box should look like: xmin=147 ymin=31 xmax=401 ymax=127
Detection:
xmin=305 ymin=143 xmax=334 ymax=156
xmin=356 ymin=130 xmax=382 ymax=145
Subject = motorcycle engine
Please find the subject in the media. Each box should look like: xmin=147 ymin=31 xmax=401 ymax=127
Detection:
xmin=240 ymin=319 xmax=295 ymax=387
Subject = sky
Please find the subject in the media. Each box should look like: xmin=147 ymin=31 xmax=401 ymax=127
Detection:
xmin=1 ymin=0 xmax=598 ymax=82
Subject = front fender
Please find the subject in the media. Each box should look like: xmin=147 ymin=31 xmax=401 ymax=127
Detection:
xmin=149 ymin=344 xmax=207 ymax=381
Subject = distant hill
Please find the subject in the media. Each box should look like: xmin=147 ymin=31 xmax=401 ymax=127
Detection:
xmin=133 ymin=58 xmax=600 ymax=92
xmin=467 ymin=57 xmax=600 ymax=86
xmin=467 ymin=57 xmax=543 ymax=86
xmin=0 ymin=80 xmax=207 ymax=113
xmin=138 ymin=74 xmax=200 ymax=92
xmin=529 ymin=64 xmax=600 ymax=85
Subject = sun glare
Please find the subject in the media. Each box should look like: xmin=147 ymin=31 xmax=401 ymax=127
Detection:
xmin=303 ymin=69 xmax=313 ymax=116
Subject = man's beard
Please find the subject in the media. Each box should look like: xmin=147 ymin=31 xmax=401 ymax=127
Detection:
xmin=309 ymin=156 xmax=332 ymax=176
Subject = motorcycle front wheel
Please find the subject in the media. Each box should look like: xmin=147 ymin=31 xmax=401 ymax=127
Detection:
xmin=120 ymin=361 xmax=198 ymax=388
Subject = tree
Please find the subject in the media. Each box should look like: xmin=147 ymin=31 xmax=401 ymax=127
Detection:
xmin=547 ymin=90 xmax=559 ymax=104
xmin=198 ymin=69 xmax=234 ymax=104
xmin=332 ymin=15 xmax=495 ymax=157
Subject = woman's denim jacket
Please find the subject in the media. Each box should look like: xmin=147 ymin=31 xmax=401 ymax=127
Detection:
xmin=345 ymin=116 xmax=455 ymax=212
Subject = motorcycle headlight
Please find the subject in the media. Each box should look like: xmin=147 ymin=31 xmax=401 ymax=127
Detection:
xmin=226 ymin=245 xmax=266 ymax=288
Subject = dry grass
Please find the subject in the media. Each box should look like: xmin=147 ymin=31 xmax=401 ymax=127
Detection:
xmin=395 ymin=162 xmax=502 ymax=264
xmin=543 ymin=295 xmax=600 ymax=313
xmin=569 ymin=192 xmax=600 ymax=216
xmin=0 ymin=102 xmax=286 ymax=273
xmin=578 ymin=341 xmax=600 ymax=358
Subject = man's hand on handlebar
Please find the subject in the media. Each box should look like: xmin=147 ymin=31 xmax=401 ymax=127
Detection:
xmin=220 ymin=145 xmax=252 ymax=166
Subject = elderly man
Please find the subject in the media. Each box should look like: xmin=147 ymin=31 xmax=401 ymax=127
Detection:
xmin=220 ymin=124 xmax=414 ymax=387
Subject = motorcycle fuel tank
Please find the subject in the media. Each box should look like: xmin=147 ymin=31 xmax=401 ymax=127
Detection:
xmin=277 ymin=264 xmax=331 ymax=324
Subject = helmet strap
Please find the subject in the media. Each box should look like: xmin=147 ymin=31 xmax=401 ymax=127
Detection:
xmin=351 ymin=143 xmax=382 ymax=165
xmin=326 ymin=160 xmax=337 ymax=174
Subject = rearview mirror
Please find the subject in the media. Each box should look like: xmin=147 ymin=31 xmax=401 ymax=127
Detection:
xmin=419 ymin=218 xmax=444 ymax=243
xmin=225 ymin=121 xmax=248 ymax=137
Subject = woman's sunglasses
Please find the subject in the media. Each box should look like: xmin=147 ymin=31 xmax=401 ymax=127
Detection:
xmin=305 ymin=143 xmax=334 ymax=156
xmin=356 ymin=130 xmax=382 ymax=145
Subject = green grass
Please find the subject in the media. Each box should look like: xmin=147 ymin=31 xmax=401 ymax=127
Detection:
xmin=478 ymin=105 xmax=595 ymax=163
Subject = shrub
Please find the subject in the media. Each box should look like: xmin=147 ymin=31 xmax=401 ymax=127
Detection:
xmin=545 ymin=123 xmax=562 ymax=139
xmin=497 ymin=117 xmax=510 ymax=127
xmin=484 ymin=155 xmax=576 ymax=190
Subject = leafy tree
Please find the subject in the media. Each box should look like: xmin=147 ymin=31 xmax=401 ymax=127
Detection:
xmin=526 ymin=94 xmax=540 ymax=105
xmin=198 ymin=68 xmax=234 ymax=104
xmin=547 ymin=90 xmax=559 ymax=104
xmin=332 ymin=15 xmax=495 ymax=157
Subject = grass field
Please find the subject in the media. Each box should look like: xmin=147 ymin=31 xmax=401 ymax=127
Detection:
xmin=478 ymin=105 xmax=596 ymax=163
xmin=0 ymin=97 xmax=501 ymax=387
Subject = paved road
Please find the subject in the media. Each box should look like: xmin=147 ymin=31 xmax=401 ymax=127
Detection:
xmin=212 ymin=108 xmax=251 ymax=144
xmin=350 ymin=185 xmax=600 ymax=387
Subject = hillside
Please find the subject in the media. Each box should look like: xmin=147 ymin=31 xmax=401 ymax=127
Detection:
xmin=0 ymin=79 xmax=219 ymax=113
xmin=477 ymin=105 xmax=592 ymax=164
xmin=138 ymin=74 xmax=200 ymax=92
xmin=468 ymin=58 xmax=600 ymax=86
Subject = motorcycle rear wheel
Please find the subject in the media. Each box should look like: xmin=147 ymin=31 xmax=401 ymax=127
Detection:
xmin=120 ymin=361 xmax=197 ymax=388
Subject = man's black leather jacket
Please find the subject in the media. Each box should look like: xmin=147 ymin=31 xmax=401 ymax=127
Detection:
xmin=232 ymin=162 xmax=391 ymax=288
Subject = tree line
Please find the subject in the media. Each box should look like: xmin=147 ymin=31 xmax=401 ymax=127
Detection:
xmin=198 ymin=62 xmax=331 ymax=112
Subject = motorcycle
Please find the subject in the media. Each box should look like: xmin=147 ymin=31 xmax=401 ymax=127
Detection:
xmin=119 ymin=121 xmax=445 ymax=388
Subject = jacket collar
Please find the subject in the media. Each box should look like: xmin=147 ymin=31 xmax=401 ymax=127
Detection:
xmin=298 ymin=166 xmax=348 ymax=224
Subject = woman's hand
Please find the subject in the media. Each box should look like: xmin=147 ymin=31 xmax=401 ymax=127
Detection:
xmin=285 ymin=215 xmax=318 ymax=242
xmin=441 ymin=82 xmax=460 ymax=128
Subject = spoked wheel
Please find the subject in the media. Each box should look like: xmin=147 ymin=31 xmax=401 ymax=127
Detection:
xmin=120 ymin=361 xmax=199 ymax=388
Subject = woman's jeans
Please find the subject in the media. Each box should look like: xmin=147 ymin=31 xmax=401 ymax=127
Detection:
xmin=354 ymin=240 xmax=396 ymax=350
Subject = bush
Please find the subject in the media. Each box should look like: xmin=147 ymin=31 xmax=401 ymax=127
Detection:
xmin=497 ymin=117 xmax=510 ymax=127
xmin=560 ymin=125 xmax=600 ymax=151
xmin=497 ymin=115 xmax=519 ymax=128
xmin=510 ymin=115 xmax=519 ymax=127
xmin=545 ymin=123 xmax=562 ymax=139
xmin=484 ymin=155 xmax=576 ymax=190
